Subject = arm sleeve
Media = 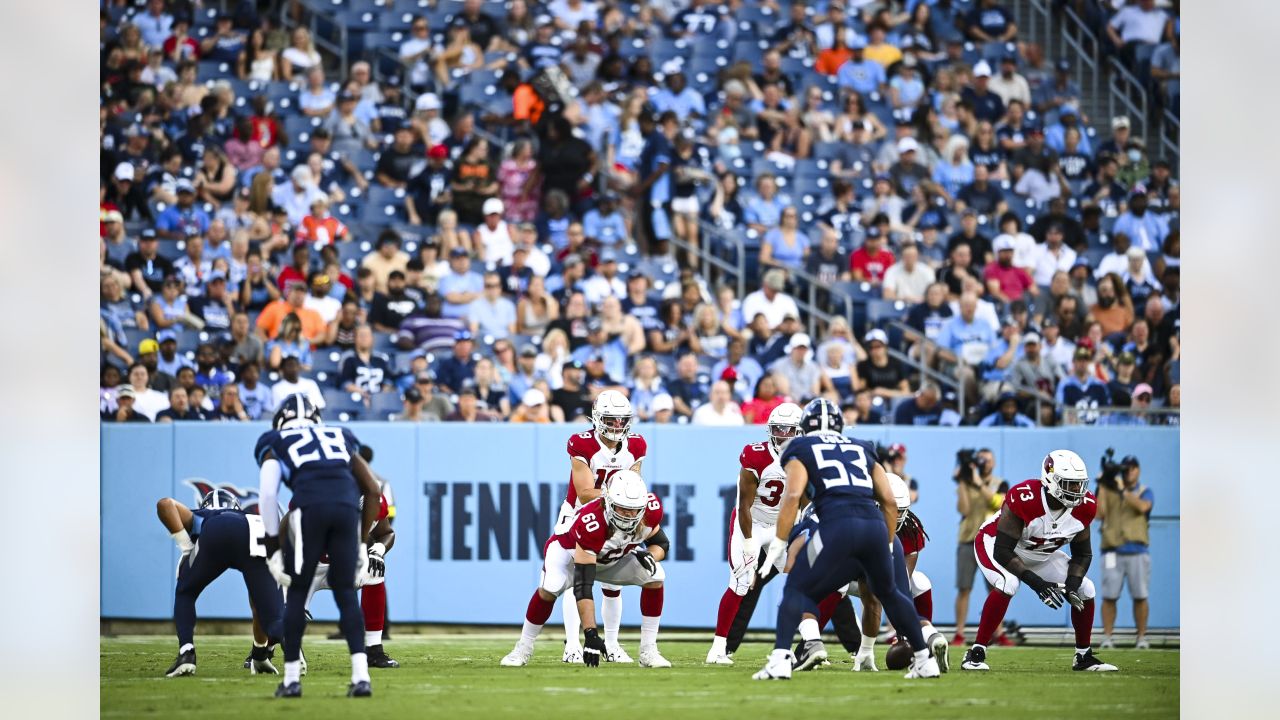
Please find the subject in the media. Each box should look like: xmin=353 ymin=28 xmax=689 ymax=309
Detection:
xmin=259 ymin=458 xmax=283 ymax=536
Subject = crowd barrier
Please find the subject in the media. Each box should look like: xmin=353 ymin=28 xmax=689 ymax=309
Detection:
xmin=102 ymin=423 xmax=1179 ymax=629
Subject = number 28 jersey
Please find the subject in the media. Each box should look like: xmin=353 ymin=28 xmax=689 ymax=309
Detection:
xmin=255 ymin=425 xmax=363 ymax=509
xmin=779 ymin=432 xmax=880 ymax=518
xmin=565 ymin=431 xmax=647 ymax=507
xmin=739 ymin=441 xmax=786 ymax=525
xmin=556 ymin=495 xmax=664 ymax=566
xmin=978 ymin=479 xmax=1096 ymax=559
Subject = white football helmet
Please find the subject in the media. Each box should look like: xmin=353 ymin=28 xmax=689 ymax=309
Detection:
xmin=1042 ymin=449 xmax=1089 ymax=507
xmin=603 ymin=469 xmax=648 ymax=533
xmin=886 ymin=472 xmax=911 ymax=530
xmin=592 ymin=390 xmax=634 ymax=442
xmin=766 ymin=402 xmax=803 ymax=451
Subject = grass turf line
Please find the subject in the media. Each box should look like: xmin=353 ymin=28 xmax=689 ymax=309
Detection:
xmin=103 ymin=636 xmax=1178 ymax=719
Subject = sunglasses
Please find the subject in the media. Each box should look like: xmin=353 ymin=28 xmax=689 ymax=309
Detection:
xmin=484 ymin=283 xmax=501 ymax=288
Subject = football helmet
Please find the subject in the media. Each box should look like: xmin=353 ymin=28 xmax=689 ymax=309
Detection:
xmin=886 ymin=472 xmax=910 ymax=530
xmin=603 ymin=469 xmax=648 ymax=533
xmin=273 ymin=393 xmax=322 ymax=430
xmin=200 ymin=488 xmax=241 ymax=511
xmin=591 ymin=390 xmax=633 ymax=442
xmin=798 ymin=397 xmax=843 ymax=435
xmin=1041 ymin=449 xmax=1089 ymax=507
xmin=766 ymin=402 xmax=803 ymax=451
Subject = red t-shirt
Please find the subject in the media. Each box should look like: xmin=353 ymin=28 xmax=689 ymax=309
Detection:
xmin=163 ymin=35 xmax=201 ymax=61
xmin=850 ymin=247 xmax=896 ymax=282
xmin=982 ymin=262 xmax=1034 ymax=301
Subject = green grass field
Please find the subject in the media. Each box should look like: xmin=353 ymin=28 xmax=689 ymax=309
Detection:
xmin=102 ymin=635 xmax=1178 ymax=719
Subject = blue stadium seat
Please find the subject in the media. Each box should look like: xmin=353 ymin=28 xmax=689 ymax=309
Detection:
xmin=284 ymin=115 xmax=323 ymax=145
xmin=830 ymin=281 xmax=883 ymax=303
xmin=373 ymin=332 xmax=400 ymax=355
xmin=197 ymin=60 xmax=235 ymax=82
xmin=322 ymin=388 xmax=366 ymax=421
xmin=312 ymin=348 xmax=345 ymax=377
xmin=368 ymin=392 xmax=404 ymax=420
xmin=866 ymin=299 xmax=910 ymax=326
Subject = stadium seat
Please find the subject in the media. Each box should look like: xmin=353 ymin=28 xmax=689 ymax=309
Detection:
xmin=866 ymin=299 xmax=910 ymax=326
xmin=368 ymin=392 xmax=404 ymax=420
xmin=322 ymin=388 xmax=366 ymax=421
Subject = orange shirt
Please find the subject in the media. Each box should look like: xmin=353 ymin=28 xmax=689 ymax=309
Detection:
xmin=816 ymin=48 xmax=853 ymax=76
xmin=512 ymin=84 xmax=544 ymax=125
xmin=255 ymin=300 xmax=327 ymax=342
xmin=296 ymin=214 xmax=349 ymax=246
xmin=1090 ymin=303 xmax=1135 ymax=336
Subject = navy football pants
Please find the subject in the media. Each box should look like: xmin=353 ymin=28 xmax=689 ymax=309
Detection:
xmin=174 ymin=513 xmax=283 ymax=647
xmin=282 ymin=502 xmax=364 ymax=662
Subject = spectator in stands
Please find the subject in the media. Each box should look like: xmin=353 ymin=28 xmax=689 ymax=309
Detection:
xmin=1090 ymin=273 xmax=1135 ymax=337
xmin=468 ymin=271 xmax=517 ymax=340
xmin=955 ymin=163 xmax=1007 ymax=220
xmin=415 ymin=372 xmax=456 ymax=422
xmin=935 ymin=291 xmax=996 ymax=404
xmin=173 ymin=234 xmax=211 ymax=298
xmin=1112 ymin=189 xmax=1170 ymax=252
xmin=835 ymin=36 xmax=886 ymax=97
xmin=337 ymin=325 xmax=393 ymax=400
xmin=1150 ymin=31 xmax=1179 ymax=109
xmin=435 ymin=329 xmax=478 ymax=394
xmin=569 ymin=317 xmax=627 ymax=382
xmin=369 ymin=271 xmax=421 ymax=333
xmin=850 ymin=226 xmax=896 ymax=285
xmin=470 ymin=358 xmax=510 ymax=417
xmin=189 ymin=271 xmax=233 ymax=331
xmin=1096 ymin=453 xmax=1156 ymax=649
xmin=155 ymin=179 xmax=209 ymax=240
xmin=271 ymin=166 xmax=326 ymax=226
xmin=1008 ymin=330 xmax=1059 ymax=397
xmin=208 ymin=384 xmax=248 ymax=421
xmin=1106 ymin=0 xmax=1171 ymax=66
xmin=692 ymin=380 xmax=745 ymax=426
xmin=979 ymin=391 xmax=1035 ymax=427
xmin=988 ymin=54 xmax=1031 ymax=107
xmin=1034 ymin=58 xmax=1080 ymax=114
xmin=712 ymin=337 xmax=764 ymax=404
xmin=882 ymin=242 xmax=936 ymax=303
xmin=759 ymin=206 xmax=809 ymax=276
xmin=359 ymin=231 xmax=410 ymax=295
xmin=447 ymin=386 xmax=500 ymax=422
xmin=257 ymin=280 xmax=325 ymax=343
xmin=103 ymin=385 xmax=150 ymax=423
xmin=132 ymin=339 xmax=172 ymax=393
xmin=962 ymin=61 xmax=1005 ymax=124
xmin=769 ymin=333 xmax=822 ymax=403
xmin=804 ymin=225 xmax=852 ymax=289
xmin=983 ymin=234 xmax=1036 ymax=303
xmin=231 ymin=362 xmax=270 ymax=421
xmin=266 ymin=313 xmax=313 ymax=371
xmin=552 ymin=360 xmax=593 ymax=422
xmin=740 ymin=269 xmax=801 ymax=333
xmin=510 ymin=386 xmax=552 ymax=423
xmin=1056 ymin=346 xmax=1112 ymax=422
xmin=906 ymin=281 xmax=953 ymax=350
xmin=932 ymin=135 xmax=975 ymax=200
xmin=742 ymin=174 xmax=790 ymax=235
xmin=856 ymin=329 xmax=911 ymax=400
xmin=148 ymin=275 xmax=202 ymax=330
xmin=124 ymin=362 xmax=169 ymax=421
xmin=965 ymin=0 xmax=1018 ymax=43
xmin=155 ymin=386 xmax=203 ymax=423
xmin=893 ymin=382 xmax=943 ymax=426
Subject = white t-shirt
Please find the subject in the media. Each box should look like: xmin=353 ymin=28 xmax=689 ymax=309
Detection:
xmin=692 ymin=402 xmax=745 ymax=426
xmin=1109 ymin=7 xmax=1167 ymax=45
xmin=1032 ymin=244 xmax=1078 ymax=286
xmin=740 ymin=289 xmax=801 ymax=330
xmin=304 ymin=294 xmax=343 ymax=323
xmin=582 ymin=275 xmax=626 ymax=307
xmin=477 ymin=221 xmax=515 ymax=265
xmin=399 ymin=38 xmax=434 ymax=87
xmin=133 ymin=389 xmax=171 ymax=421
xmin=882 ymin=262 xmax=936 ymax=301
xmin=1010 ymin=231 xmax=1039 ymax=271
xmin=272 ymin=377 xmax=326 ymax=409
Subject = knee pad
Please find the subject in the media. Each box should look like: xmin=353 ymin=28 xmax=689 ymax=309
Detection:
xmin=1077 ymin=576 xmax=1096 ymax=601
xmin=910 ymin=570 xmax=932 ymax=597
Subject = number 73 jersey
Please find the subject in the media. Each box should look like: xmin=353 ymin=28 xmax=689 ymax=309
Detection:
xmin=255 ymin=426 xmax=363 ymax=509
xmin=739 ymin=442 xmax=787 ymax=525
xmin=978 ymin=479 xmax=1097 ymax=560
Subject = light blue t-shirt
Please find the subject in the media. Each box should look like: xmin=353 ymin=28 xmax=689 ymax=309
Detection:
xmin=836 ymin=59 xmax=887 ymax=96
xmin=583 ymin=209 xmax=629 ymax=247
xmin=467 ymin=296 xmax=518 ymax=340
xmin=438 ymin=270 xmax=484 ymax=318
xmin=763 ymin=228 xmax=810 ymax=269
xmin=936 ymin=315 xmax=996 ymax=361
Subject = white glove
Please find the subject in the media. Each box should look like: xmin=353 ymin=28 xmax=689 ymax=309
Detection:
xmin=172 ymin=530 xmax=194 ymax=579
xmin=267 ymin=550 xmax=291 ymax=588
xmin=742 ymin=535 xmax=760 ymax=566
xmin=757 ymin=537 xmax=788 ymax=580
xmin=364 ymin=543 xmax=387 ymax=586
xmin=175 ymin=550 xmax=190 ymax=580
xmin=853 ymin=648 xmax=879 ymax=672
xmin=355 ymin=543 xmax=369 ymax=579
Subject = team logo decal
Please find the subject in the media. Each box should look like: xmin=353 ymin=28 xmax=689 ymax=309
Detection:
xmin=185 ymin=478 xmax=263 ymax=515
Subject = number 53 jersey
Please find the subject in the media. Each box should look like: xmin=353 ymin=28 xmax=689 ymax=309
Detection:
xmin=255 ymin=426 xmax=363 ymax=509
xmin=779 ymin=433 xmax=882 ymax=517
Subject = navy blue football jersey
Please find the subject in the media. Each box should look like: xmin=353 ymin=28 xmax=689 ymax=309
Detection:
xmin=780 ymin=433 xmax=880 ymax=517
xmin=789 ymin=504 xmax=819 ymax=544
xmin=190 ymin=509 xmax=268 ymax=560
xmin=254 ymin=426 xmax=362 ymax=509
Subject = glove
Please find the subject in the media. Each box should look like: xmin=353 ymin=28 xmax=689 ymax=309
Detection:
xmin=583 ymin=628 xmax=606 ymax=668
xmin=175 ymin=550 xmax=190 ymax=580
xmin=267 ymin=550 xmax=291 ymax=588
xmin=1019 ymin=570 xmax=1064 ymax=609
xmin=355 ymin=543 xmax=369 ymax=579
xmin=853 ymin=648 xmax=879 ymax=672
xmin=633 ymin=549 xmax=658 ymax=576
xmin=366 ymin=544 xmax=386 ymax=580
xmin=742 ymin=535 xmax=760 ymax=566
xmin=758 ymin=537 xmax=788 ymax=580
xmin=1064 ymin=575 xmax=1086 ymax=611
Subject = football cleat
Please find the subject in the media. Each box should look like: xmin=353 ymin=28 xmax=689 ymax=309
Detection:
xmin=165 ymin=649 xmax=197 ymax=677
xmin=950 ymin=632 xmax=967 ymax=646
xmin=638 ymin=649 xmax=672 ymax=668
xmin=367 ymin=644 xmax=399 ymax=669
xmin=1135 ymin=636 xmax=1150 ymax=650
xmin=705 ymin=649 xmax=734 ymax=665
xmin=905 ymin=652 xmax=941 ymax=679
xmin=274 ymin=681 xmax=302 ymax=698
xmin=1073 ymin=649 xmax=1118 ymax=672
xmin=347 ymin=680 xmax=372 ymax=697
xmin=606 ymin=644 xmax=634 ymax=663
xmin=995 ymin=633 xmax=1016 ymax=647
xmin=562 ymin=645 xmax=583 ymax=664
xmin=250 ymin=645 xmax=278 ymax=675
xmin=500 ymin=645 xmax=532 ymax=667
xmin=853 ymin=648 xmax=878 ymax=672
xmin=793 ymin=640 xmax=829 ymax=671
xmin=299 ymin=650 xmax=308 ymax=676
xmin=1100 ymin=636 xmax=1116 ymax=649
xmin=961 ymin=645 xmax=990 ymax=671
xmin=752 ymin=650 xmax=794 ymax=680
xmin=929 ymin=632 xmax=950 ymax=673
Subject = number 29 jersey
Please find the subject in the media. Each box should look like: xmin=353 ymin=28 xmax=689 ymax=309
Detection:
xmin=739 ymin=441 xmax=786 ymax=525
xmin=254 ymin=425 xmax=363 ymax=509
xmin=779 ymin=432 xmax=881 ymax=518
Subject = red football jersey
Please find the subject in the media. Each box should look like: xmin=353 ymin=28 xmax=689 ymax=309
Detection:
xmin=898 ymin=514 xmax=927 ymax=555
xmin=738 ymin=441 xmax=786 ymax=524
xmin=564 ymin=431 xmax=647 ymax=507
xmin=978 ymin=479 xmax=1096 ymax=557
xmin=557 ymin=495 xmax=664 ymax=566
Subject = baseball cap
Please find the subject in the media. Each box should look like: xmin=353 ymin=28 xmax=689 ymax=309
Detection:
xmin=116 ymin=385 xmax=137 ymax=400
xmin=599 ymin=248 xmax=619 ymax=263
xmin=1021 ymin=332 xmax=1041 ymax=345
xmin=848 ymin=34 xmax=867 ymax=50
xmin=1056 ymin=59 xmax=1071 ymax=72
xmin=1121 ymin=455 xmax=1141 ymax=468
xmin=207 ymin=270 xmax=227 ymax=283
xmin=785 ymin=332 xmax=812 ymax=352
xmin=993 ymin=234 xmax=1015 ymax=252
xmin=1112 ymin=115 xmax=1131 ymax=130
xmin=651 ymin=393 xmax=674 ymax=413
xmin=586 ymin=317 xmax=604 ymax=333
xmin=521 ymin=388 xmax=546 ymax=407
xmin=415 ymin=370 xmax=436 ymax=384
xmin=449 ymin=246 xmax=470 ymax=257
xmin=1073 ymin=346 xmax=1092 ymax=360
xmin=482 ymin=197 xmax=505 ymax=216
xmin=415 ymin=92 xmax=442 ymax=111
xmin=175 ymin=178 xmax=195 ymax=194
xmin=1116 ymin=351 xmax=1136 ymax=365
xmin=1132 ymin=383 xmax=1153 ymax=398
xmin=1059 ymin=103 xmax=1079 ymax=118
xmin=337 ymin=90 xmax=358 ymax=103
xmin=864 ymin=328 xmax=888 ymax=346
xmin=719 ymin=366 xmax=738 ymax=382
xmin=973 ymin=60 xmax=993 ymax=78
xmin=1000 ymin=53 xmax=1017 ymax=64
xmin=519 ymin=343 xmax=538 ymax=357
xmin=1126 ymin=246 xmax=1146 ymax=259
xmin=138 ymin=338 xmax=160 ymax=354
xmin=157 ymin=329 xmax=178 ymax=343
xmin=427 ymin=143 xmax=448 ymax=160
xmin=896 ymin=136 xmax=920 ymax=154
xmin=114 ymin=162 xmax=136 ymax=182
xmin=454 ymin=329 xmax=473 ymax=341
xmin=103 ymin=209 xmax=124 ymax=223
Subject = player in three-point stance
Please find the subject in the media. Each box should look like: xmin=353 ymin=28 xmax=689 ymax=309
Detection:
xmin=554 ymin=390 xmax=647 ymax=663
xmin=501 ymin=470 xmax=672 ymax=668
xmin=256 ymin=393 xmax=383 ymax=698
xmin=706 ymin=403 xmax=802 ymax=665
xmin=156 ymin=489 xmax=284 ymax=677
xmin=752 ymin=398 xmax=940 ymax=680
xmin=961 ymin=449 xmax=1118 ymax=673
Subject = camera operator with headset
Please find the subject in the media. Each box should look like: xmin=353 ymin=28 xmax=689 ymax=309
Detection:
xmin=953 ymin=448 xmax=1012 ymax=646
xmin=1096 ymin=449 xmax=1155 ymax=649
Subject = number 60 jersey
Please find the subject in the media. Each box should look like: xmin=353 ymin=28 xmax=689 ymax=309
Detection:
xmin=254 ymin=426 xmax=363 ymax=509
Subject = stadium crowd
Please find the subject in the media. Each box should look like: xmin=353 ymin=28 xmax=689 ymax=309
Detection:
xmin=99 ymin=0 xmax=1179 ymax=427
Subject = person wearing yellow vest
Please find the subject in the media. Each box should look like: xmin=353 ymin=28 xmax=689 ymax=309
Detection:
xmin=1096 ymin=455 xmax=1155 ymax=649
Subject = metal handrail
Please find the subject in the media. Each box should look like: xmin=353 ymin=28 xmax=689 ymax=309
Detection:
xmin=884 ymin=320 xmax=967 ymax=418
xmin=1059 ymin=5 xmax=1100 ymax=113
xmin=1160 ymin=109 xmax=1180 ymax=161
xmin=282 ymin=0 xmax=351 ymax=81
xmin=675 ymin=221 xmax=747 ymax=299
xmin=1107 ymin=57 xmax=1147 ymax=141
xmin=1062 ymin=405 xmax=1180 ymax=426
xmin=1022 ymin=0 xmax=1053 ymax=56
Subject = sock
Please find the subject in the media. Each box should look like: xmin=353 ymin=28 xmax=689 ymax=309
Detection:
xmin=914 ymin=648 xmax=930 ymax=662
xmin=561 ymin=591 xmax=582 ymax=648
xmin=639 ymin=587 xmax=663 ymax=650
xmin=914 ymin=588 xmax=933 ymax=621
xmin=179 ymin=642 xmax=194 ymax=655
xmin=364 ymin=630 xmax=382 ymax=647
xmin=171 ymin=529 xmax=193 ymax=551
xmin=253 ymin=639 xmax=267 ymax=649
xmin=816 ymin=592 xmax=842 ymax=628
xmin=831 ymin=597 xmax=862 ymax=654
xmin=974 ymin=590 xmax=1012 ymax=647
xmin=284 ymin=660 xmax=301 ymax=685
xmin=1076 ymin=646 xmax=1090 ymax=656
xmin=350 ymin=652 xmax=369 ymax=684
xmin=771 ymin=647 xmax=791 ymax=659
xmin=921 ymin=622 xmax=938 ymax=641
xmin=710 ymin=635 xmax=726 ymax=654
xmin=798 ymin=617 xmax=820 ymax=642
xmin=362 ymin=582 xmax=386 ymax=633
xmin=602 ymin=589 xmax=622 ymax=647
xmin=715 ymin=588 xmax=744 ymax=638
xmin=522 ymin=592 xmax=554 ymax=647
xmin=1071 ymin=598 xmax=1095 ymax=649
xmin=860 ymin=634 xmax=876 ymax=653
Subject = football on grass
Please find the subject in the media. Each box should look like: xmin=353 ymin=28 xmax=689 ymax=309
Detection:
xmin=885 ymin=641 xmax=913 ymax=670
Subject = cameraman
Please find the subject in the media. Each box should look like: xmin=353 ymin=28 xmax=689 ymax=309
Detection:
xmin=953 ymin=448 xmax=1009 ymax=645
xmin=1096 ymin=455 xmax=1155 ymax=649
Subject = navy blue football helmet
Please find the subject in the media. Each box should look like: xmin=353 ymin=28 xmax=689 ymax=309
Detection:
xmin=798 ymin=398 xmax=844 ymax=435
xmin=272 ymin=393 xmax=322 ymax=430
xmin=199 ymin=488 xmax=241 ymax=511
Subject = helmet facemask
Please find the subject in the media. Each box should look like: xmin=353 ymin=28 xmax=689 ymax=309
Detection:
xmin=594 ymin=412 xmax=632 ymax=443
xmin=768 ymin=421 xmax=801 ymax=452
xmin=604 ymin=497 xmax=644 ymax=533
xmin=1053 ymin=474 xmax=1087 ymax=507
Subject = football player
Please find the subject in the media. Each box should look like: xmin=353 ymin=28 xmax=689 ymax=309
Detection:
xmin=256 ymin=394 xmax=384 ymax=698
xmin=501 ymin=470 xmax=672 ymax=668
xmin=753 ymin=399 xmax=940 ymax=680
xmin=960 ymin=450 xmax=1118 ymax=673
xmin=156 ymin=489 xmax=284 ymax=677
xmin=706 ymin=403 xmax=802 ymax=665
xmin=555 ymin=391 xmax=646 ymax=663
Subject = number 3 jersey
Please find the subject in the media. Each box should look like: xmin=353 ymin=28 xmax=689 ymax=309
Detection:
xmin=555 ymin=495 xmax=664 ymax=566
xmin=739 ymin=441 xmax=787 ymax=525
xmin=564 ymin=431 xmax=647 ymax=507
xmin=779 ymin=433 xmax=881 ymax=517
xmin=977 ymin=479 xmax=1097 ymax=561
xmin=254 ymin=425 xmax=363 ymax=509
